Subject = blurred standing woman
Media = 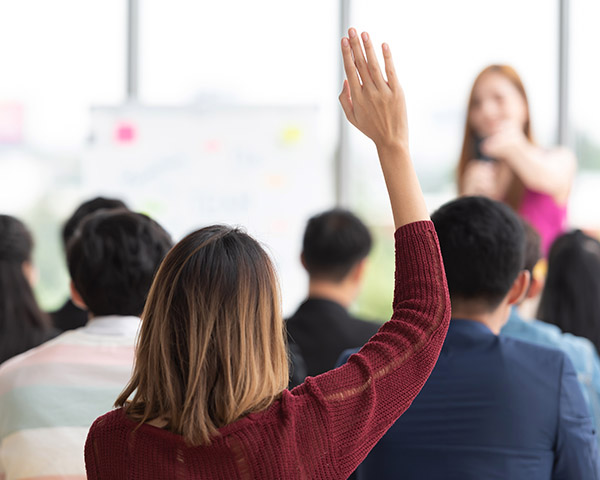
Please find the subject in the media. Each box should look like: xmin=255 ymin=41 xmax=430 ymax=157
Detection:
xmin=0 ymin=215 xmax=57 ymax=364
xmin=457 ymin=65 xmax=576 ymax=255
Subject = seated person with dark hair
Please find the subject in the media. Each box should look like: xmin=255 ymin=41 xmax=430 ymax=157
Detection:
xmin=0 ymin=209 xmax=172 ymax=480
xmin=339 ymin=196 xmax=599 ymax=479
xmin=51 ymin=196 xmax=129 ymax=331
xmin=502 ymin=220 xmax=600 ymax=436
xmin=286 ymin=208 xmax=379 ymax=385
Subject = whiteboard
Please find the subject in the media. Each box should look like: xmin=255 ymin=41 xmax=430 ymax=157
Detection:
xmin=82 ymin=105 xmax=334 ymax=315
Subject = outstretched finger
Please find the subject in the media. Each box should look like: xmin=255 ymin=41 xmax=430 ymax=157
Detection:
xmin=361 ymin=32 xmax=387 ymax=91
xmin=382 ymin=43 xmax=399 ymax=91
xmin=348 ymin=28 xmax=373 ymax=88
xmin=341 ymin=37 xmax=361 ymax=94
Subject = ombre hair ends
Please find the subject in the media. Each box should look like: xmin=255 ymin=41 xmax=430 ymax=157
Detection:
xmin=117 ymin=225 xmax=289 ymax=446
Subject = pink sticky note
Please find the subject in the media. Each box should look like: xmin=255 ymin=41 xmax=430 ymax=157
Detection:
xmin=115 ymin=123 xmax=136 ymax=143
xmin=204 ymin=139 xmax=222 ymax=153
xmin=0 ymin=103 xmax=23 ymax=144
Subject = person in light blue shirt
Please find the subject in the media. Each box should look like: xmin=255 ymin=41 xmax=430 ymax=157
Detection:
xmin=501 ymin=221 xmax=600 ymax=434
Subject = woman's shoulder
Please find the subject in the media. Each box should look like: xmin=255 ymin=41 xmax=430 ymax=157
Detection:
xmin=87 ymin=407 xmax=185 ymax=447
xmin=89 ymin=407 xmax=128 ymax=434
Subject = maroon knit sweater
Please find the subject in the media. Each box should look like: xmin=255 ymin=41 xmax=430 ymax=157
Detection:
xmin=85 ymin=221 xmax=451 ymax=479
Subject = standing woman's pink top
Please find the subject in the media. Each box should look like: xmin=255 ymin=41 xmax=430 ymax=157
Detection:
xmin=518 ymin=188 xmax=568 ymax=256
xmin=84 ymin=221 xmax=451 ymax=480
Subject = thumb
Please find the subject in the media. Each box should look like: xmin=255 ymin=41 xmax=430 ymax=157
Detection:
xmin=339 ymin=79 xmax=357 ymax=126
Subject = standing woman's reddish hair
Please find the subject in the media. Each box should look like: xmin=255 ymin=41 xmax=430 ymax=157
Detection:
xmin=457 ymin=65 xmax=534 ymax=210
xmin=116 ymin=225 xmax=289 ymax=446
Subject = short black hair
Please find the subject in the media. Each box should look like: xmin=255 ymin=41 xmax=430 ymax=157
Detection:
xmin=62 ymin=196 xmax=128 ymax=248
xmin=522 ymin=219 xmax=542 ymax=274
xmin=431 ymin=196 xmax=525 ymax=311
xmin=67 ymin=210 xmax=173 ymax=317
xmin=302 ymin=209 xmax=372 ymax=282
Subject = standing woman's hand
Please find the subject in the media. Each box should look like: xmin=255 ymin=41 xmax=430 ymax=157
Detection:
xmin=480 ymin=125 xmax=530 ymax=162
xmin=479 ymin=123 xmax=576 ymax=204
xmin=339 ymin=28 xmax=429 ymax=229
xmin=461 ymin=160 xmax=502 ymax=199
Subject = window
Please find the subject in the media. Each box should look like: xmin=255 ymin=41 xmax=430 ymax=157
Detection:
xmin=346 ymin=1 xmax=560 ymax=319
xmin=0 ymin=0 xmax=125 ymax=308
xmin=569 ymin=0 xmax=600 ymax=229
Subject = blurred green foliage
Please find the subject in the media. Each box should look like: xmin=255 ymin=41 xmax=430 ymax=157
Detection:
xmin=576 ymin=132 xmax=600 ymax=170
xmin=351 ymin=225 xmax=395 ymax=324
xmin=27 ymin=198 xmax=70 ymax=311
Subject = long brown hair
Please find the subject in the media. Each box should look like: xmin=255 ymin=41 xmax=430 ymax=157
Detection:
xmin=116 ymin=225 xmax=289 ymax=446
xmin=457 ymin=65 xmax=534 ymax=210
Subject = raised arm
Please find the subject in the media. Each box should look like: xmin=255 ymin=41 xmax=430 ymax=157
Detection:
xmin=339 ymin=29 xmax=429 ymax=229
xmin=288 ymin=30 xmax=451 ymax=479
xmin=481 ymin=129 xmax=576 ymax=204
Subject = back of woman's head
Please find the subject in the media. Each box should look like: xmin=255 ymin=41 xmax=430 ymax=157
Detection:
xmin=538 ymin=230 xmax=600 ymax=350
xmin=0 ymin=215 xmax=50 ymax=363
xmin=117 ymin=225 xmax=289 ymax=445
xmin=0 ymin=215 xmax=32 ymax=264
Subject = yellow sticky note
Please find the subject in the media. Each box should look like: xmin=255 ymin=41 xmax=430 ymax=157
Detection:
xmin=281 ymin=126 xmax=302 ymax=146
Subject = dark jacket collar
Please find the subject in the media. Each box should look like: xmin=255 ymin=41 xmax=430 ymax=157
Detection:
xmin=445 ymin=319 xmax=498 ymax=349
xmin=450 ymin=318 xmax=496 ymax=335
xmin=298 ymin=297 xmax=349 ymax=316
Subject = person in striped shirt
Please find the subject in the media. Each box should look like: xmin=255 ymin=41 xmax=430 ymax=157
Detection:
xmin=0 ymin=209 xmax=172 ymax=480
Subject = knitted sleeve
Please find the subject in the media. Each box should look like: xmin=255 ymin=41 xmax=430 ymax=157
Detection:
xmin=289 ymin=220 xmax=451 ymax=479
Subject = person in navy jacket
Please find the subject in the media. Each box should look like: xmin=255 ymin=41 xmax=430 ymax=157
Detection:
xmin=339 ymin=196 xmax=599 ymax=480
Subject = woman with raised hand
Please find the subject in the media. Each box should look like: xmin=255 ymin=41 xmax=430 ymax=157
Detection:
xmin=0 ymin=215 xmax=57 ymax=364
xmin=457 ymin=65 xmax=576 ymax=255
xmin=84 ymin=29 xmax=451 ymax=479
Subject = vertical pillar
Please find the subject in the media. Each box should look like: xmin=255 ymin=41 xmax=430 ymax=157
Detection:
xmin=335 ymin=0 xmax=351 ymax=206
xmin=558 ymin=0 xmax=570 ymax=145
xmin=127 ymin=0 xmax=140 ymax=102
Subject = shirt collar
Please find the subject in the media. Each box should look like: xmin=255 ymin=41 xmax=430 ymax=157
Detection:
xmin=302 ymin=297 xmax=348 ymax=313
xmin=450 ymin=318 xmax=496 ymax=336
xmin=82 ymin=315 xmax=141 ymax=337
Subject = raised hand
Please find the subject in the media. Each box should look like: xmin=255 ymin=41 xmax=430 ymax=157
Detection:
xmin=339 ymin=28 xmax=429 ymax=228
xmin=339 ymin=29 xmax=408 ymax=151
